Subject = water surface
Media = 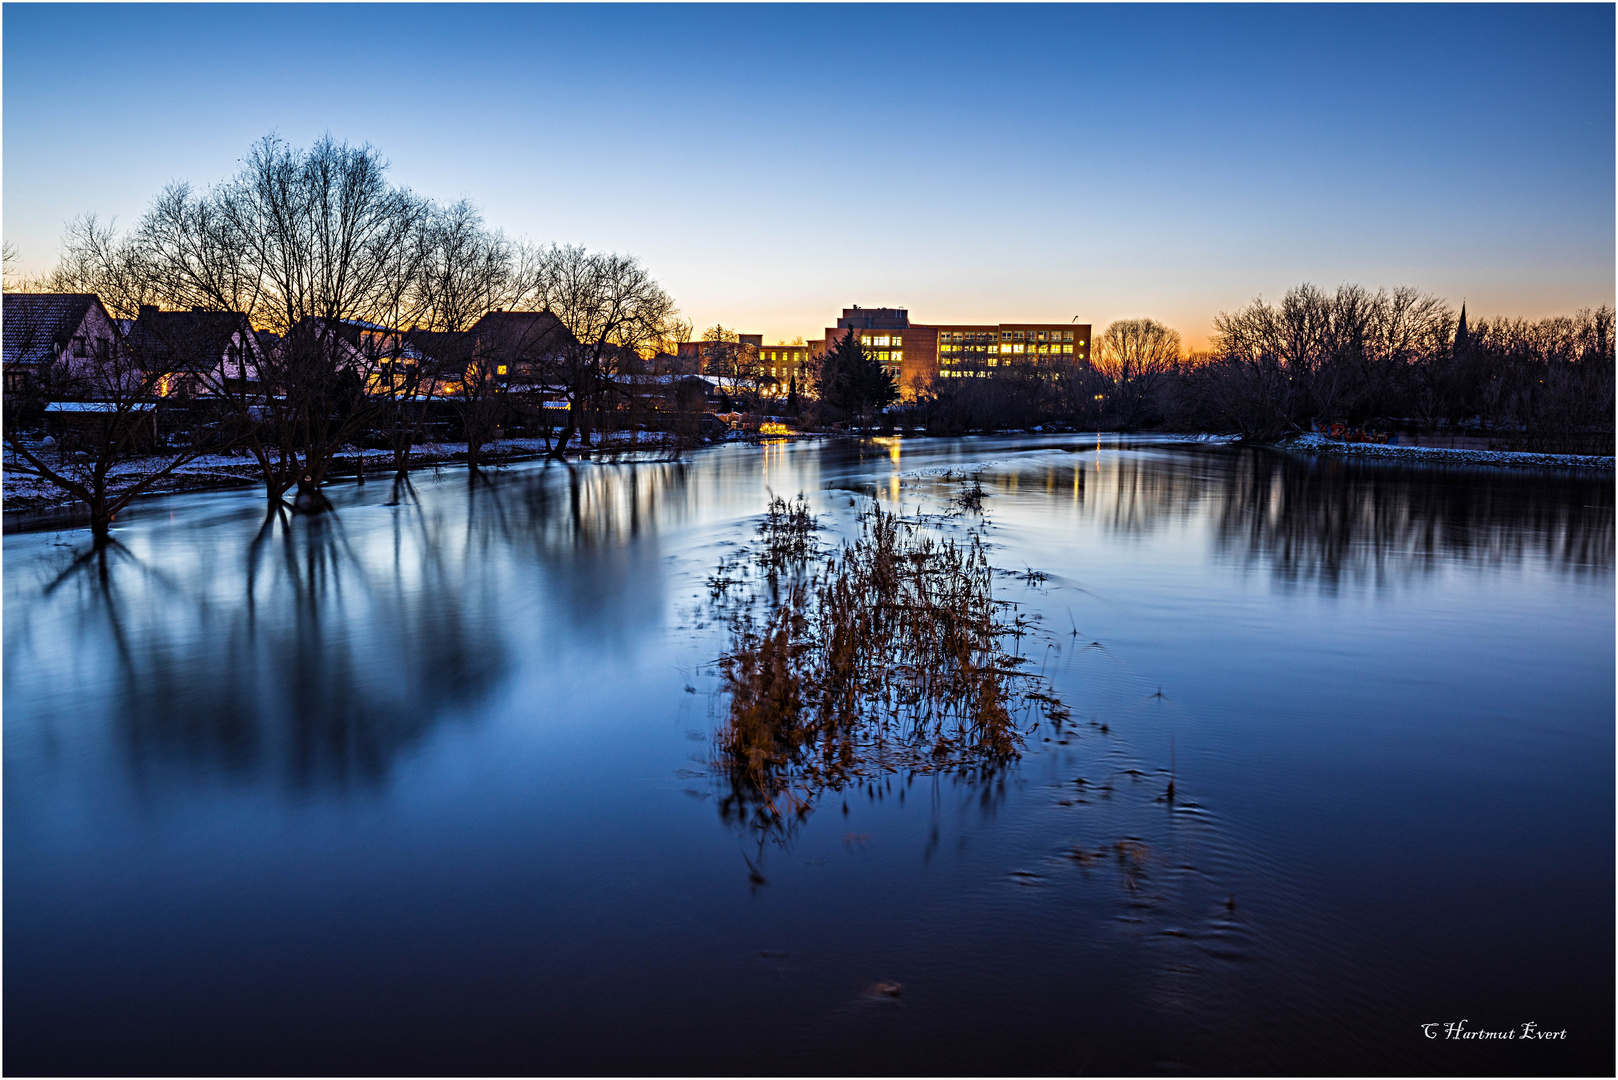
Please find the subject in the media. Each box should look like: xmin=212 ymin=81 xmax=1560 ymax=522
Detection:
xmin=5 ymin=436 xmax=1612 ymax=1074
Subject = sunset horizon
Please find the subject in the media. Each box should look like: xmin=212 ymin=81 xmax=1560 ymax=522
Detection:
xmin=5 ymin=4 xmax=1612 ymax=352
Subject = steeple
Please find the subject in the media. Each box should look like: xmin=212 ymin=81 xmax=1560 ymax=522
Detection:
xmin=1454 ymin=302 xmax=1469 ymax=354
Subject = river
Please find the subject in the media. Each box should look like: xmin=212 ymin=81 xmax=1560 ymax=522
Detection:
xmin=4 ymin=435 xmax=1612 ymax=1074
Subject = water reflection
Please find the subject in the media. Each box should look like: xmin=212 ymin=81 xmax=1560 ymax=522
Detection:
xmin=989 ymin=445 xmax=1612 ymax=588
xmin=4 ymin=437 xmax=1611 ymax=1077
xmin=5 ymin=457 xmax=701 ymax=796
xmin=1223 ymin=452 xmax=1610 ymax=585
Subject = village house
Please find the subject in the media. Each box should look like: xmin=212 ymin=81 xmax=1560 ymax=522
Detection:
xmin=1 ymin=293 xmax=125 ymax=397
xmin=124 ymin=306 xmax=266 ymax=398
xmin=465 ymin=310 xmax=577 ymax=388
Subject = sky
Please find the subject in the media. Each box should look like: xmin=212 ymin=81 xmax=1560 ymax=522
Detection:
xmin=4 ymin=3 xmax=1613 ymax=348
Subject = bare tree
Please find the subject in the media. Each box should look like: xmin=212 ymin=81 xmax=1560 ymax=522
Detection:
xmin=390 ymin=201 xmax=522 ymax=476
xmin=1094 ymin=318 xmax=1182 ymax=428
xmin=529 ymin=245 xmax=682 ymax=457
xmin=60 ymin=135 xmax=436 ymax=509
xmin=698 ymin=324 xmax=768 ymax=410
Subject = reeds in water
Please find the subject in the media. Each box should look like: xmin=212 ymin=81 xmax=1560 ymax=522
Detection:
xmin=715 ymin=497 xmax=1065 ymax=831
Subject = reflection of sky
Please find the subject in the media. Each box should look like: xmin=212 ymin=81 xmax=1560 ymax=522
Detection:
xmin=4 ymin=5 xmax=1612 ymax=348
xmin=3 ymin=440 xmax=1612 ymax=1075
xmin=6 ymin=438 xmax=1604 ymax=800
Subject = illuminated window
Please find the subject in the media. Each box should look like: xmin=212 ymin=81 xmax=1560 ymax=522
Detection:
xmin=1063 ymin=331 xmax=1073 ymax=341
xmin=497 ymin=365 xmax=508 ymax=375
xmin=892 ymin=350 xmax=902 ymax=362
xmin=1062 ymin=344 xmax=1073 ymax=354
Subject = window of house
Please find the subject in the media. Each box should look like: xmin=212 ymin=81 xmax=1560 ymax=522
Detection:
xmin=497 ymin=365 xmax=508 ymax=375
xmin=73 ymin=336 xmax=89 ymax=357
xmin=892 ymin=351 xmax=902 ymax=362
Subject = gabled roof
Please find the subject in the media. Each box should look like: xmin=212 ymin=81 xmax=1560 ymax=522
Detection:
xmin=468 ymin=311 xmax=577 ymax=358
xmin=2 ymin=293 xmax=103 ymax=367
xmin=402 ymin=329 xmax=469 ymax=365
xmin=126 ymin=309 xmax=255 ymax=372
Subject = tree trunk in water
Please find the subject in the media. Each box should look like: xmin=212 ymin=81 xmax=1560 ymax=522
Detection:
xmin=294 ymin=476 xmax=330 ymax=515
xmin=550 ymin=416 xmax=576 ymax=460
xmin=89 ymin=505 xmax=114 ymax=544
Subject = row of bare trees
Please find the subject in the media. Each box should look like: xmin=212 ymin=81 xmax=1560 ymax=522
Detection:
xmin=5 ymin=134 xmax=690 ymax=538
xmin=905 ymin=286 xmax=1612 ymax=448
xmin=1177 ymin=285 xmax=1614 ymax=447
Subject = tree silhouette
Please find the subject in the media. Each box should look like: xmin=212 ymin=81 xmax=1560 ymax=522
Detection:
xmin=815 ymin=330 xmax=896 ymax=427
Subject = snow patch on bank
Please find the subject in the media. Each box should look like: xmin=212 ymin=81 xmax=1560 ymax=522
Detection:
xmin=1281 ymin=432 xmax=1612 ymax=470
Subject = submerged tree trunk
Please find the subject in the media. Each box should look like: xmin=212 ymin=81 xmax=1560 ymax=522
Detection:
xmin=549 ymin=413 xmax=576 ymax=460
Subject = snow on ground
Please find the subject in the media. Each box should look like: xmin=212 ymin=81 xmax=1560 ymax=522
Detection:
xmin=1282 ymin=431 xmax=1613 ymax=470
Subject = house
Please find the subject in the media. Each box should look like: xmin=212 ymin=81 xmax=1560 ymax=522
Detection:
xmin=278 ymin=316 xmax=421 ymax=388
xmin=1 ymin=293 xmax=124 ymax=396
xmin=124 ymin=306 xmax=266 ymax=398
xmin=464 ymin=310 xmax=577 ymax=387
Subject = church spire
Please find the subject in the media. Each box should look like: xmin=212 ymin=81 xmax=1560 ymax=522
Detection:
xmin=1454 ymin=302 xmax=1469 ymax=354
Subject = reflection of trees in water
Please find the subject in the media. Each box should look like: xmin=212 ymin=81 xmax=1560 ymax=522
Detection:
xmin=1208 ymin=451 xmax=1612 ymax=589
xmin=467 ymin=460 xmax=694 ymax=641
xmin=23 ymin=502 xmax=504 ymax=793
xmin=1009 ymin=447 xmax=1611 ymax=589
xmin=8 ymin=459 xmax=698 ymax=795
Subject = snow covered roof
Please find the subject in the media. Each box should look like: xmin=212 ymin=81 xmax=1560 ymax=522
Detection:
xmin=44 ymin=402 xmax=155 ymax=413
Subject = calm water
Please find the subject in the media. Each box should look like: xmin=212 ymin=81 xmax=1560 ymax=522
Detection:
xmin=5 ymin=436 xmax=1612 ymax=1076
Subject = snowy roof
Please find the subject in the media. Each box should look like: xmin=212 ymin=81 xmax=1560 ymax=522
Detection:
xmin=44 ymin=402 xmax=155 ymax=413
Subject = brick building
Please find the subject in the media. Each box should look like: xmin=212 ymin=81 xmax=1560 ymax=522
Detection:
xmin=822 ymin=306 xmax=1092 ymax=399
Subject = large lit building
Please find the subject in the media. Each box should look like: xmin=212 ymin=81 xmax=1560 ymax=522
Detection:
xmin=822 ymin=306 xmax=1092 ymax=399
xmin=678 ymin=335 xmax=816 ymax=391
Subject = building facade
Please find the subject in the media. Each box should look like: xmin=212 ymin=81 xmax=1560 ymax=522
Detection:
xmin=822 ymin=306 xmax=1092 ymax=399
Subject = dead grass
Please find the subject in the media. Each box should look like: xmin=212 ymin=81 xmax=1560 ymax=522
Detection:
xmin=714 ymin=497 xmax=1065 ymax=831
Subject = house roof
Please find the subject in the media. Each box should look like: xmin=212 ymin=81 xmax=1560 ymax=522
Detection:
xmin=468 ymin=311 xmax=577 ymax=358
xmin=402 ymin=329 xmax=467 ymax=365
xmin=126 ymin=309 xmax=254 ymax=371
xmin=2 ymin=293 xmax=102 ymax=367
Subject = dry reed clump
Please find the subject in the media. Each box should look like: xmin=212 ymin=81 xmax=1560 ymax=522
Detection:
xmin=715 ymin=497 xmax=1065 ymax=831
xmin=949 ymin=476 xmax=988 ymax=516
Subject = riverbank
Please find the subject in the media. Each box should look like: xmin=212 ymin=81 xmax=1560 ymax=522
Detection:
xmin=1 ymin=433 xmax=685 ymax=516
xmin=9 ymin=427 xmax=1607 ymax=526
xmin=0 ymin=428 xmax=835 ymax=525
xmin=1272 ymin=431 xmax=1614 ymax=470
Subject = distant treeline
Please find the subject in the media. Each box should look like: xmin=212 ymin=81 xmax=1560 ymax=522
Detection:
xmin=896 ymin=285 xmax=1614 ymax=454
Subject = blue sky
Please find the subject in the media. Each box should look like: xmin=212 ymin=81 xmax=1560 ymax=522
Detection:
xmin=4 ymin=3 xmax=1612 ymax=346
